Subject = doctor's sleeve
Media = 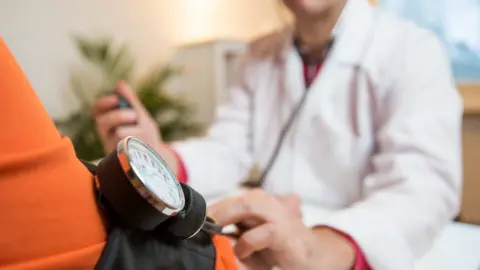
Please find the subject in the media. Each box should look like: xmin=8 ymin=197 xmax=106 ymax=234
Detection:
xmin=171 ymin=53 xmax=254 ymax=198
xmin=322 ymin=32 xmax=463 ymax=268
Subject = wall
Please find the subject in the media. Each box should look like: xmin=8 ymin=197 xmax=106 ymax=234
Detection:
xmin=0 ymin=0 xmax=281 ymax=119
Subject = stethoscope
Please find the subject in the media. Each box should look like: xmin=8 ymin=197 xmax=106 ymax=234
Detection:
xmin=241 ymin=38 xmax=336 ymax=188
xmin=240 ymin=23 xmax=377 ymax=189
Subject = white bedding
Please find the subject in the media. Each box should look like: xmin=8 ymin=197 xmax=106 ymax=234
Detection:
xmin=301 ymin=205 xmax=480 ymax=269
xmin=416 ymin=222 xmax=480 ymax=270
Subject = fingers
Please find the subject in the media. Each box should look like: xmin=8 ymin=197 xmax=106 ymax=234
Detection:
xmin=209 ymin=189 xmax=284 ymax=226
xmin=208 ymin=189 xmax=267 ymax=216
xmin=276 ymin=194 xmax=302 ymax=218
xmin=116 ymin=81 xmax=145 ymax=112
xmin=276 ymin=194 xmax=300 ymax=207
xmin=95 ymin=109 xmax=138 ymax=138
xmin=91 ymin=94 xmax=118 ymax=117
xmin=92 ymin=82 xmax=146 ymax=118
xmin=237 ymin=254 xmax=271 ymax=270
xmin=113 ymin=126 xmax=142 ymax=141
xmin=235 ymin=223 xmax=275 ymax=259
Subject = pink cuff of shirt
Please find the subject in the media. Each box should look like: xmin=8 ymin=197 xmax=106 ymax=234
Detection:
xmin=166 ymin=146 xmax=188 ymax=184
xmin=327 ymin=227 xmax=371 ymax=270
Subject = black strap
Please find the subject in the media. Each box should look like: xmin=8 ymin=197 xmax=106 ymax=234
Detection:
xmin=79 ymin=160 xmax=218 ymax=270
xmin=95 ymin=228 xmax=216 ymax=270
xmin=81 ymin=159 xmax=98 ymax=174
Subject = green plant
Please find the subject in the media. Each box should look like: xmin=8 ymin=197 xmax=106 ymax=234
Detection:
xmin=55 ymin=36 xmax=203 ymax=161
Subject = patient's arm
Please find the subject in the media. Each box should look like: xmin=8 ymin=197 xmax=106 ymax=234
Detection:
xmin=0 ymin=38 xmax=106 ymax=269
xmin=0 ymin=39 xmax=237 ymax=270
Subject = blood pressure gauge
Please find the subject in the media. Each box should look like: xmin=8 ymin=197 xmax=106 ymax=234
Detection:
xmin=127 ymin=138 xmax=184 ymax=212
xmin=96 ymin=136 xmax=186 ymax=232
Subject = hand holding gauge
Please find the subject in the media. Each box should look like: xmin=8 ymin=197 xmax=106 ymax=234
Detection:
xmin=95 ymin=136 xmax=222 ymax=239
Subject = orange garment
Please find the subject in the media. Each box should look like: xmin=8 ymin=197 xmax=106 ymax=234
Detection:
xmin=213 ymin=236 xmax=237 ymax=270
xmin=0 ymin=39 xmax=236 ymax=270
xmin=0 ymin=38 xmax=106 ymax=270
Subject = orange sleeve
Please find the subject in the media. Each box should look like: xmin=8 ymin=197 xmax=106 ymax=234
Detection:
xmin=0 ymin=38 xmax=236 ymax=270
xmin=0 ymin=38 xmax=106 ymax=269
xmin=212 ymin=235 xmax=237 ymax=270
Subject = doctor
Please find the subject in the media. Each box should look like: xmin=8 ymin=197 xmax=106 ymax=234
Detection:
xmin=93 ymin=0 xmax=463 ymax=269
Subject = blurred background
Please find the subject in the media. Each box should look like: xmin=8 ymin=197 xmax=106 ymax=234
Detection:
xmin=0 ymin=0 xmax=480 ymax=268
xmin=0 ymin=0 xmax=282 ymax=119
xmin=0 ymin=0 xmax=284 ymax=159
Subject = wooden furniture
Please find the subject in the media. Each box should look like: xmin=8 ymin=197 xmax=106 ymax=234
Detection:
xmin=459 ymin=83 xmax=480 ymax=225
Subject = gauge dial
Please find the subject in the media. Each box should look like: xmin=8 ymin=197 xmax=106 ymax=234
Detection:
xmin=127 ymin=138 xmax=183 ymax=210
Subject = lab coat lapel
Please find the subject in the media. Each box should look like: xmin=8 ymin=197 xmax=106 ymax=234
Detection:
xmin=304 ymin=0 xmax=376 ymax=108
xmin=281 ymin=0 xmax=375 ymax=104
xmin=330 ymin=0 xmax=376 ymax=66
xmin=276 ymin=0 xmax=376 ymax=143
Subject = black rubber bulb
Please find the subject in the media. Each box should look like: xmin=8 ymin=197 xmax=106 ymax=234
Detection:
xmin=114 ymin=92 xmax=132 ymax=109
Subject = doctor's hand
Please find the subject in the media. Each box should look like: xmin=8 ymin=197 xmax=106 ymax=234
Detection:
xmin=209 ymin=190 xmax=356 ymax=270
xmin=92 ymin=81 xmax=161 ymax=152
xmin=92 ymin=82 xmax=179 ymax=172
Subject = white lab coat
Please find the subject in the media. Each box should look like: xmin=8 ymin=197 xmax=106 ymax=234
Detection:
xmin=173 ymin=0 xmax=463 ymax=268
